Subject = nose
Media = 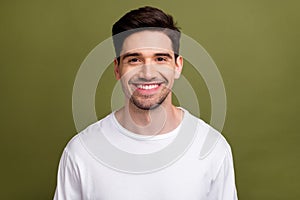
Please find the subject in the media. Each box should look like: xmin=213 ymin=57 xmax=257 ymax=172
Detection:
xmin=139 ymin=63 xmax=156 ymax=80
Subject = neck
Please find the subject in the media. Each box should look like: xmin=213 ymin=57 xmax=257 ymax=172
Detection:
xmin=115 ymin=97 xmax=183 ymax=136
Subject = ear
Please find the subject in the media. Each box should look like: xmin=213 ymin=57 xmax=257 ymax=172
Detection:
xmin=114 ymin=58 xmax=121 ymax=80
xmin=174 ymin=55 xmax=183 ymax=79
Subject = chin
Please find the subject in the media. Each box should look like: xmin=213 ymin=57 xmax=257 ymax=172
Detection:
xmin=130 ymin=96 xmax=168 ymax=111
xmin=136 ymin=103 xmax=161 ymax=111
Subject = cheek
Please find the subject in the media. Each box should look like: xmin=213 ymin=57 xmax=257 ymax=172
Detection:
xmin=119 ymin=65 xmax=139 ymax=77
xmin=119 ymin=68 xmax=139 ymax=87
xmin=156 ymin=64 xmax=176 ymax=74
xmin=160 ymin=69 xmax=176 ymax=81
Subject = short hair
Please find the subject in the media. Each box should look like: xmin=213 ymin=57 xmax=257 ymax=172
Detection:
xmin=112 ymin=6 xmax=181 ymax=61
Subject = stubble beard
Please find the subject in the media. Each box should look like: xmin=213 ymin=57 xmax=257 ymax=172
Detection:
xmin=130 ymin=87 xmax=171 ymax=110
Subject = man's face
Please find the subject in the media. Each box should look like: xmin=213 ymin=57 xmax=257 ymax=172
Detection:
xmin=114 ymin=30 xmax=183 ymax=110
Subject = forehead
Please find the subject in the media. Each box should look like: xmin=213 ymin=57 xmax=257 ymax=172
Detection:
xmin=121 ymin=31 xmax=173 ymax=55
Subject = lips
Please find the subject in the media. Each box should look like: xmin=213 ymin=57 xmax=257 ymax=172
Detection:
xmin=131 ymin=82 xmax=165 ymax=96
xmin=136 ymin=84 xmax=159 ymax=90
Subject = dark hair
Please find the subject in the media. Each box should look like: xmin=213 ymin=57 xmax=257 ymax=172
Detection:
xmin=112 ymin=6 xmax=181 ymax=61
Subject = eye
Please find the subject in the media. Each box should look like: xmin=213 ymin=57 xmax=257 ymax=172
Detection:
xmin=127 ymin=57 xmax=142 ymax=65
xmin=129 ymin=58 xmax=139 ymax=62
xmin=156 ymin=57 xmax=168 ymax=62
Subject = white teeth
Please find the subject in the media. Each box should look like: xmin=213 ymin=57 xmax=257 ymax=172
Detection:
xmin=137 ymin=84 xmax=159 ymax=90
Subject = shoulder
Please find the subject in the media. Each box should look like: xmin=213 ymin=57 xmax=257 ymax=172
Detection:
xmin=182 ymin=109 xmax=233 ymax=161
xmin=64 ymin=113 xmax=114 ymax=158
xmin=197 ymin=120 xmax=232 ymax=160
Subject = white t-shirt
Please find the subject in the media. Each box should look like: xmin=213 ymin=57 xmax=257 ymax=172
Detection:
xmin=54 ymin=109 xmax=238 ymax=200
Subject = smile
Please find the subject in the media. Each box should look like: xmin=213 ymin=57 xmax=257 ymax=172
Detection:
xmin=136 ymin=84 xmax=160 ymax=90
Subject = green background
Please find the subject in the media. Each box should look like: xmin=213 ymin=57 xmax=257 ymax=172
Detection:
xmin=1 ymin=0 xmax=299 ymax=199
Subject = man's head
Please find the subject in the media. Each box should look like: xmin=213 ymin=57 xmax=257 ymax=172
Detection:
xmin=112 ymin=6 xmax=181 ymax=61
xmin=112 ymin=7 xmax=183 ymax=110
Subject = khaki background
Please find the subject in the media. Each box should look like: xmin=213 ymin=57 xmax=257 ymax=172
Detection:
xmin=1 ymin=0 xmax=299 ymax=199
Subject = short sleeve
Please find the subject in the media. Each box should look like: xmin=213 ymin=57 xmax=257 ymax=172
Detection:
xmin=53 ymin=149 xmax=82 ymax=200
xmin=207 ymin=146 xmax=238 ymax=200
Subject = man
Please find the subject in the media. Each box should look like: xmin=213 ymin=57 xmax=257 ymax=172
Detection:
xmin=54 ymin=6 xmax=238 ymax=200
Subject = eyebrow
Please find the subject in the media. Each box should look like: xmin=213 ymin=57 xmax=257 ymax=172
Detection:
xmin=154 ymin=53 xmax=173 ymax=59
xmin=120 ymin=52 xmax=173 ymax=60
xmin=120 ymin=53 xmax=141 ymax=60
